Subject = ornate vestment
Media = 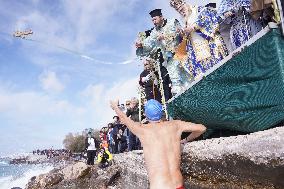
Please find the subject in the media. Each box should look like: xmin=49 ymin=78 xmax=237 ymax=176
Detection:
xmin=181 ymin=6 xmax=228 ymax=78
xmin=218 ymin=0 xmax=262 ymax=50
xmin=138 ymin=19 xmax=188 ymax=93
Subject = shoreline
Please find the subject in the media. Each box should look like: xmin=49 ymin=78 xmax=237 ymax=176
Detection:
xmin=23 ymin=126 xmax=284 ymax=189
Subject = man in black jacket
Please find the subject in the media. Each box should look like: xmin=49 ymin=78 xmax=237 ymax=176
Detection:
xmin=112 ymin=116 xmax=122 ymax=154
xmin=126 ymin=97 xmax=141 ymax=151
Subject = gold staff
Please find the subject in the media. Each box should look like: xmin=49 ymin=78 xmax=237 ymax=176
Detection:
xmin=273 ymin=0 xmax=281 ymax=24
xmin=138 ymin=86 xmax=142 ymax=122
xmin=150 ymin=53 xmax=169 ymax=120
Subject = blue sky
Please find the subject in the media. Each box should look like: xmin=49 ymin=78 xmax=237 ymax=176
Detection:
xmin=0 ymin=0 xmax=218 ymax=155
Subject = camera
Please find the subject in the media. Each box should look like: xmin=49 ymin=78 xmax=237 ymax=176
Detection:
xmin=118 ymin=104 xmax=125 ymax=111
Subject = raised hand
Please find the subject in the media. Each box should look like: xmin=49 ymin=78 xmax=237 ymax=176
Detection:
xmin=184 ymin=25 xmax=195 ymax=34
xmin=135 ymin=41 xmax=143 ymax=48
xmin=110 ymin=100 xmax=119 ymax=110
xmin=157 ymin=34 xmax=165 ymax=41
xmin=224 ymin=11 xmax=233 ymax=18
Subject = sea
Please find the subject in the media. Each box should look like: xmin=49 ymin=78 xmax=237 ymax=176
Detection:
xmin=0 ymin=155 xmax=54 ymax=189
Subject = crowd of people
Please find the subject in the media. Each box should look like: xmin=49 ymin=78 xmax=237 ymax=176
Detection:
xmin=85 ymin=97 xmax=144 ymax=167
xmin=30 ymin=97 xmax=147 ymax=168
xmin=32 ymin=149 xmax=72 ymax=159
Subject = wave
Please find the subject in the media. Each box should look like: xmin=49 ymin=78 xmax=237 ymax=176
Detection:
xmin=0 ymin=164 xmax=54 ymax=189
xmin=0 ymin=161 xmax=8 ymax=166
xmin=0 ymin=152 xmax=32 ymax=160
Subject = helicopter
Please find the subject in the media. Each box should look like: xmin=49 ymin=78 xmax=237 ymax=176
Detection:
xmin=13 ymin=29 xmax=33 ymax=39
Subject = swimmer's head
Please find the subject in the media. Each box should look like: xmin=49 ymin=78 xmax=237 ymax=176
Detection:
xmin=144 ymin=99 xmax=163 ymax=122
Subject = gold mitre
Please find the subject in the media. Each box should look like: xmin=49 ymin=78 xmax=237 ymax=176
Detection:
xmin=170 ymin=0 xmax=185 ymax=10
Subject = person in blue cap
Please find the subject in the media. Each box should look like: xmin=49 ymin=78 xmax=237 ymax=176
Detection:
xmin=144 ymin=99 xmax=164 ymax=122
xmin=110 ymin=99 xmax=206 ymax=189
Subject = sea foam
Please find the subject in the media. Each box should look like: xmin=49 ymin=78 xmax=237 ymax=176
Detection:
xmin=0 ymin=164 xmax=53 ymax=189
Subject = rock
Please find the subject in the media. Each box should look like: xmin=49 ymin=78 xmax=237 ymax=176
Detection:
xmin=26 ymin=172 xmax=64 ymax=189
xmin=26 ymin=155 xmax=48 ymax=164
xmin=113 ymin=152 xmax=149 ymax=189
xmin=9 ymin=157 xmax=27 ymax=164
xmin=110 ymin=127 xmax=284 ymax=189
xmin=26 ymin=162 xmax=121 ymax=189
xmin=26 ymin=126 xmax=284 ymax=189
xmin=181 ymin=126 xmax=284 ymax=188
xmin=9 ymin=154 xmax=48 ymax=165
xmin=51 ymin=165 xmax=121 ymax=189
xmin=60 ymin=162 xmax=91 ymax=180
xmin=95 ymin=164 xmax=121 ymax=187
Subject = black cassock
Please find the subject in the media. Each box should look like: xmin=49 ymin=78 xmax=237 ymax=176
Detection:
xmin=139 ymin=69 xmax=161 ymax=102
xmin=137 ymin=28 xmax=172 ymax=102
xmin=160 ymin=65 xmax=172 ymax=102
xmin=139 ymin=66 xmax=172 ymax=103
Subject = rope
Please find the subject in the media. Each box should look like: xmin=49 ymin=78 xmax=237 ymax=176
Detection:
xmin=0 ymin=31 xmax=137 ymax=65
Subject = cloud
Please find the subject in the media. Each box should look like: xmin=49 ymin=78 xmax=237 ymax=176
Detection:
xmin=0 ymin=0 xmax=224 ymax=156
xmin=81 ymin=77 xmax=139 ymax=125
xmin=0 ymin=89 xmax=83 ymax=120
xmin=0 ymin=76 xmax=139 ymax=128
xmin=12 ymin=0 xmax=140 ymax=53
xmin=0 ymin=0 xmax=143 ymax=86
xmin=0 ymin=76 xmax=139 ymax=154
xmin=0 ymin=84 xmax=87 ymax=154
xmin=39 ymin=70 xmax=65 ymax=93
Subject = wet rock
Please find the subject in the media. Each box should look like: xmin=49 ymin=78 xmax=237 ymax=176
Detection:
xmin=9 ymin=154 xmax=48 ymax=165
xmin=9 ymin=157 xmax=27 ymax=164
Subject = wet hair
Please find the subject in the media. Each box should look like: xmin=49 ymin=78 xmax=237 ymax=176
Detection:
xmin=113 ymin=116 xmax=119 ymax=120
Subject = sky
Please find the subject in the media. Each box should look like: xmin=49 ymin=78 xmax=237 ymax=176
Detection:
xmin=0 ymin=0 xmax=219 ymax=156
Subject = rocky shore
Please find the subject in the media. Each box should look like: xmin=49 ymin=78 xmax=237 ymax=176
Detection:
xmin=26 ymin=126 xmax=284 ymax=189
xmin=9 ymin=153 xmax=74 ymax=167
xmin=9 ymin=154 xmax=48 ymax=165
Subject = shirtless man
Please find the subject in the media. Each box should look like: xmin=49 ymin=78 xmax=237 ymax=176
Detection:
xmin=110 ymin=99 xmax=206 ymax=189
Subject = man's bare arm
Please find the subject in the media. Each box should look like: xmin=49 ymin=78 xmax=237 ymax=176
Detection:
xmin=110 ymin=100 xmax=143 ymax=136
xmin=178 ymin=121 xmax=206 ymax=142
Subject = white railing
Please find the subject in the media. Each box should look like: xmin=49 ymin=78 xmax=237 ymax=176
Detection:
xmin=276 ymin=0 xmax=284 ymax=35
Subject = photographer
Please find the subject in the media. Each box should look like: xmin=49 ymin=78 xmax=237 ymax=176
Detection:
xmin=117 ymin=127 xmax=128 ymax=153
xmin=139 ymin=59 xmax=162 ymax=102
xmin=97 ymin=147 xmax=113 ymax=169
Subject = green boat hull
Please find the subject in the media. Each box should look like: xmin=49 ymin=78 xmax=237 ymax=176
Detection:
xmin=168 ymin=28 xmax=284 ymax=133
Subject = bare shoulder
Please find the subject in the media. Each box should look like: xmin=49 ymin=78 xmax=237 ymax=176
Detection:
xmin=168 ymin=119 xmax=183 ymax=126
xmin=177 ymin=120 xmax=206 ymax=133
xmin=173 ymin=119 xmax=194 ymax=126
xmin=140 ymin=123 xmax=155 ymax=130
xmin=164 ymin=120 xmax=181 ymax=129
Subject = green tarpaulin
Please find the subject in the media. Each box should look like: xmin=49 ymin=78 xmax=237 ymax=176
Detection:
xmin=168 ymin=28 xmax=284 ymax=133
